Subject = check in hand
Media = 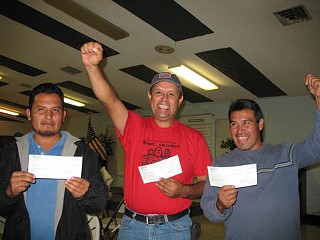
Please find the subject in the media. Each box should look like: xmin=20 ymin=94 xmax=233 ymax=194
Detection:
xmin=6 ymin=171 xmax=36 ymax=197
xmin=65 ymin=177 xmax=90 ymax=199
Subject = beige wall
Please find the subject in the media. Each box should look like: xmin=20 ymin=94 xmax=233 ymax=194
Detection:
xmin=215 ymin=118 xmax=231 ymax=157
xmin=0 ymin=121 xmax=30 ymax=136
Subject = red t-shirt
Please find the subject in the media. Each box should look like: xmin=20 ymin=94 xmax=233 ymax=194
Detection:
xmin=116 ymin=111 xmax=212 ymax=214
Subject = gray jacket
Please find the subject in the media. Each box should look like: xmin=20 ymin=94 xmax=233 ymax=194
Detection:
xmin=0 ymin=131 xmax=108 ymax=240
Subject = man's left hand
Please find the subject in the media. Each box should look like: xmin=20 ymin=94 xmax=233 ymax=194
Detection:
xmin=65 ymin=177 xmax=90 ymax=199
xmin=156 ymin=178 xmax=184 ymax=198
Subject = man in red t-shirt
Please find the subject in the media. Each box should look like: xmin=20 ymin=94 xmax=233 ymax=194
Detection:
xmin=81 ymin=42 xmax=212 ymax=240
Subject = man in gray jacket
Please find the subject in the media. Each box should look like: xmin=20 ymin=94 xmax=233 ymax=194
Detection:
xmin=0 ymin=83 xmax=108 ymax=240
xmin=201 ymin=74 xmax=320 ymax=240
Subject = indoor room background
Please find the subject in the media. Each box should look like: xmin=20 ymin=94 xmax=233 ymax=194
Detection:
xmin=0 ymin=94 xmax=319 ymax=219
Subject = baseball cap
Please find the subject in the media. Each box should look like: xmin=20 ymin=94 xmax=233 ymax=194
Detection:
xmin=150 ymin=72 xmax=183 ymax=95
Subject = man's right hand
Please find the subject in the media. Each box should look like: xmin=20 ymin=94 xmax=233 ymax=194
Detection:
xmin=6 ymin=171 xmax=35 ymax=197
xmin=80 ymin=42 xmax=103 ymax=68
xmin=216 ymin=185 xmax=238 ymax=213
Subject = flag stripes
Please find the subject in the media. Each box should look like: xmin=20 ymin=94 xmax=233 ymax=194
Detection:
xmin=86 ymin=119 xmax=108 ymax=161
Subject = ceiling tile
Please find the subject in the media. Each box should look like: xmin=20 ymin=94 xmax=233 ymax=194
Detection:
xmin=57 ymin=81 xmax=97 ymax=99
xmin=120 ymin=65 xmax=213 ymax=103
xmin=0 ymin=81 xmax=9 ymax=87
xmin=0 ymin=98 xmax=28 ymax=110
xmin=0 ymin=55 xmax=46 ymax=77
xmin=20 ymin=90 xmax=99 ymax=114
xmin=196 ymin=48 xmax=287 ymax=98
xmin=1 ymin=1 xmax=119 ymax=58
xmin=0 ymin=115 xmax=25 ymax=122
xmin=57 ymin=81 xmax=140 ymax=111
xmin=114 ymin=0 xmax=213 ymax=41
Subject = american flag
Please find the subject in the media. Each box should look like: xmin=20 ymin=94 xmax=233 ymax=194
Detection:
xmin=86 ymin=119 xmax=108 ymax=161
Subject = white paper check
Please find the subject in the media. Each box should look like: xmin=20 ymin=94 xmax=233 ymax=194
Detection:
xmin=208 ymin=163 xmax=257 ymax=188
xmin=28 ymin=154 xmax=83 ymax=179
xmin=138 ymin=155 xmax=182 ymax=184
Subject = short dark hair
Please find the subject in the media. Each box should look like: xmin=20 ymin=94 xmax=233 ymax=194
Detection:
xmin=29 ymin=83 xmax=64 ymax=109
xmin=228 ymin=99 xmax=263 ymax=123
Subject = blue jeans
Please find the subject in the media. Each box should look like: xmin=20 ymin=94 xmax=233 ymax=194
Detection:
xmin=118 ymin=214 xmax=192 ymax=240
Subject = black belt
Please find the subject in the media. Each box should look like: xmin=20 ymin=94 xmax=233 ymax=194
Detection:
xmin=125 ymin=207 xmax=189 ymax=225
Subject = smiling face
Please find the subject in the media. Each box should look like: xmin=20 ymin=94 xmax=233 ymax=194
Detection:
xmin=229 ymin=109 xmax=264 ymax=151
xmin=148 ymin=81 xmax=183 ymax=128
xmin=26 ymin=93 xmax=66 ymax=138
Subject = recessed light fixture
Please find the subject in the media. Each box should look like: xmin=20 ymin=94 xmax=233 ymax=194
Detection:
xmin=168 ymin=64 xmax=218 ymax=90
xmin=64 ymin=97 xmax=85 ymax=107
xmin=0 ymin=108 xmax=19 ymax=116
xmin=155 ymin=45 xmax=175 ymax=54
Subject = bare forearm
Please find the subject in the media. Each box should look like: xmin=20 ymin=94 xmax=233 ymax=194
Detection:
xmin=84 ymin=64 xmax=128 ymax=134
xmin=182 ymin=180 xmax=206 ymax=200
xmin=85 ymin=65 xmax=117 ymax=107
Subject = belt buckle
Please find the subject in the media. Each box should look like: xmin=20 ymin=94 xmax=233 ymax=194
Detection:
xmin=146 ymin=214 xmax=156 ymax=225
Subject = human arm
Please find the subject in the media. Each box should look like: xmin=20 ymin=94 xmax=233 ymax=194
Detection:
xmin=294 ymin=74 xmax=320 ymax=169
xmin=80 ymin=42 xmax=128 ymax=135
xmin=305 ymin=74 xmax=320 ymax=110
xmin=156 ymin=175 xmax=207 ymax=199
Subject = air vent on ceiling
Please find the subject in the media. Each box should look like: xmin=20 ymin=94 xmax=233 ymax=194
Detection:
xmin=273 ymin=4 xmax=312 ymax=26
xmin=60 ymin=66 xmax=82 ymax=75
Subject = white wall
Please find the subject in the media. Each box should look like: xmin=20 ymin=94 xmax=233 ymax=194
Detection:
xmin=62 ymin=112 xmax=111 ymax=138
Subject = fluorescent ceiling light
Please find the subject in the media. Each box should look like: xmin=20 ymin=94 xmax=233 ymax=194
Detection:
xmin=168 ymin=64 xmax=218 ymax=90
xmin=64 ymin=97 xmax=85 ymax=107
xmin=0 ymin=108 xmax=19 ymax=116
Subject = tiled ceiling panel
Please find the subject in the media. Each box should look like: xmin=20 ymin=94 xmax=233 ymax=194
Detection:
xmin=113 ymin=0 xmax=214 ymax=41
xmin=1 ymin=1 xmax=119 ymax=58
xmin=196 ymin=48 xmax=287 ymax=98
xmin=20 ymin=90 xmax=99 ymax=114
xmin=0 ymin=0 xmax=318 ymax=122
xmin=57 ymin=81 xmax=98 ymax=99
xmin=0 ymin=115 xmax=25 ymax=123
xmin=120 ymin=65 xmax=213 ymax=103
xmin=0 ymin=81 xmax=9 ymax=87
xmin=57 ymin=81 xmax=140 ymax=111
xmin=119 ymin=65 xmax=157 ymax=85
xmin=0 ymin=55 xmax=46 ymax=77
xmin=0 ymin=98 xmax=28 ymax=110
